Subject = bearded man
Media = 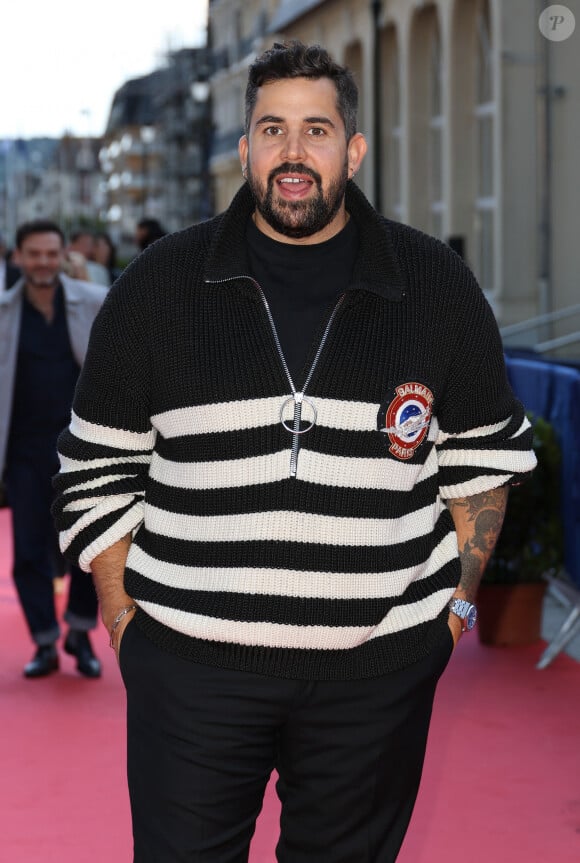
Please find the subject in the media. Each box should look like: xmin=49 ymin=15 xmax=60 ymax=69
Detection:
xmin=53 ymin=42 xmax=535 ymax=862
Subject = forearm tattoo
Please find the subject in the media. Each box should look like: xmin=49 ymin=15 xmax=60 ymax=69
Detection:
xmin=446 ymin=487 xmax=509 ymax=601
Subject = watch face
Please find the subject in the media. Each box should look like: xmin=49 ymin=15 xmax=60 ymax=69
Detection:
xmin=466 ymin=605 xmax=478 ymax=630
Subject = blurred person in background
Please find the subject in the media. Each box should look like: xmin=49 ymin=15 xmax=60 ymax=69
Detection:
xmin=94 ymin=231 xmax=122 ymax=284
xmin=0 ymin=231 xmax=21 ymax=291
xmin=135 ymin=217 xmax=166 ymax=252
xmin=0 ymin=219 xmax=107 ymax=678
xmin=66 ymin=230 xmax=110 ymax=287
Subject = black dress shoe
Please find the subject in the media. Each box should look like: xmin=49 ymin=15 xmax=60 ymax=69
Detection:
xmin=24 ymin=644 xmax=59 ymax=678
xmin=64 ymin=631 xmax=102 ymax=678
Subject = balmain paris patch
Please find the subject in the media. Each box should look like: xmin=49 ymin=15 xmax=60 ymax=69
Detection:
xmin=377 ymin=382 xmax=434 ymax=460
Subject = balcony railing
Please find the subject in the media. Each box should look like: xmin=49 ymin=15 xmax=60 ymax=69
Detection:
xmin=500 ymin=304 xmax=580 ymax=354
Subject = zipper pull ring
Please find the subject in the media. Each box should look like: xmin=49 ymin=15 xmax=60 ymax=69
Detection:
xmin=280 ymin=392 xmax=317 ymax=434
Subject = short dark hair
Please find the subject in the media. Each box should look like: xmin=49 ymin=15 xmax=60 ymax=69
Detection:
xmin=95 ymin=231 xmax=117 ymax=268
xmin=245 ymin=41 xmax=358 ymax=141
xmin=69 ymin=229 xmax=94 ymax=243
xmin=136 ymin=218 xmax=167 ymax=250
xmin=16 ymin=219 xmax=65 ymax=249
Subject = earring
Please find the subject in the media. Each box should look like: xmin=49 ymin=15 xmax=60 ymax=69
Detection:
xmin=242 ymin=166 xmax=247 ymax=178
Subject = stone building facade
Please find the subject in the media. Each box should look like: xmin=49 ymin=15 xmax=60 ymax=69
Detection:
xmin=207 ymin=0 xmax=580 ymax=346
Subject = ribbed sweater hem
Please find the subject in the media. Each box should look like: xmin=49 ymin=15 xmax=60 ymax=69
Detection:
xmin=134 ymin=608 xmax=451 ymax=680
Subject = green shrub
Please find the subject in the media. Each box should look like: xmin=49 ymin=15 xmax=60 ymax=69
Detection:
xmin=483 ymin=414 xmax=564 ymax=583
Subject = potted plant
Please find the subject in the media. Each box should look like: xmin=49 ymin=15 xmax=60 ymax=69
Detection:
xmin=476 ymin=414 xmax=564 ymax=645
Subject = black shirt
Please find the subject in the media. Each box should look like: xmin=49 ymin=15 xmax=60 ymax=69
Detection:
xmin=246 ymin=216 xmax=359 ymax=386
xmin=7 ymin=284 xmax=80 ymax=463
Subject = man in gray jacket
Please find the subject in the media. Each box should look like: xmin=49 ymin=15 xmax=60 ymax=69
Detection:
xmin=0 ymin=219 xmax=107 ymax=677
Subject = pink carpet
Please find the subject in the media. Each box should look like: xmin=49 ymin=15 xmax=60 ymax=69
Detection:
xmin=1 ymin=507 xmax=579 ymax=861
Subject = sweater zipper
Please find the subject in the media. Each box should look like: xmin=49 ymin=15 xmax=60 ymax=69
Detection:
xmin=205 ymin=275 xmax=345 ymax=477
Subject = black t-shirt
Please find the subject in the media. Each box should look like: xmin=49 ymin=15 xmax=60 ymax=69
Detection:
xmin=7 ymin=284 xmax=80 ymax=464
xmin=246 ymin=216 xmax=359 ymax=386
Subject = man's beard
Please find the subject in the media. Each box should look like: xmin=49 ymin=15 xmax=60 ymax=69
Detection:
xmin=25 ymin=271 xmax=59 ymax=289
xmin=246 ymin=160 xmax=348 ymax=240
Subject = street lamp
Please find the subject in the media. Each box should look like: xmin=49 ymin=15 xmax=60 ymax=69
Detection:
xmin=140 ymin=126 xmax=156 ymax=218
xmin=371 ymin=0 xmax=383 ymax=211
xmin=190 ymin=80 xmax=213 ymax=222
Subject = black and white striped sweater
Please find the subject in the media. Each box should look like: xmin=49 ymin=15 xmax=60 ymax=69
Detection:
xmin=53 ymin=182 xmax=536 ymax=679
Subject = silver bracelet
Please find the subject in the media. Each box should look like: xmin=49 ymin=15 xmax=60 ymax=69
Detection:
xmin=109 ymin=605 xmax=137 ymax=648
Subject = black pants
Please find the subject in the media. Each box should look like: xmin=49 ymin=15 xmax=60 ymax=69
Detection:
xmin=4 ymin=454 xmax=98 ymax=645
xmin=121 ymin=620 xmax=453 ymax=862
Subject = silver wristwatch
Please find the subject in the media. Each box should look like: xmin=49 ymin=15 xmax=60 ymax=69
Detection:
xmin=449 ymin=598 xmax=477 ymax=632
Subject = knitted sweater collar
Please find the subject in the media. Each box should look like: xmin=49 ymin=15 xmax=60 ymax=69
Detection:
xmin=204 ymin=181 xmax=406 ymax=301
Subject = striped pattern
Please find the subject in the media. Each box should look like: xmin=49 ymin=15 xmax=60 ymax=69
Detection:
xmin=56 ymin=390 xmax=533 ymax=673
xmin=53 ymin=180 xmax=537 ymax=679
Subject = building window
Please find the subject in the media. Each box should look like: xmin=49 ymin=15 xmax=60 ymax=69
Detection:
xmin=474 ymin=0 xmax=496 ymax=294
